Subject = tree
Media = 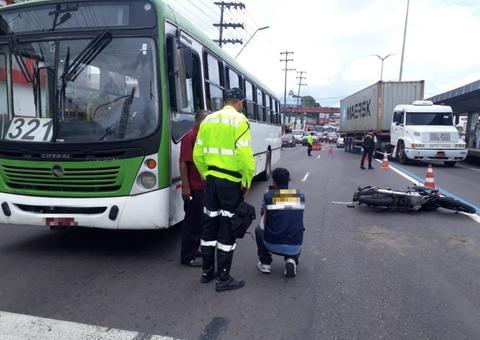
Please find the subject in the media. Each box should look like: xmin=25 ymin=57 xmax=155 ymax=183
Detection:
xmin=301 ymin=96 xmax=320 ymax=107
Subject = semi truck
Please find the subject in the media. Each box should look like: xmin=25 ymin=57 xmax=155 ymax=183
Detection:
xmin=340 ymin=81 xmax=468 ymax=167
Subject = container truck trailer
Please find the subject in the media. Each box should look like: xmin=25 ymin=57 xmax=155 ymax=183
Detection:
xmin=340 ymin=81 xmax=467 ymax=167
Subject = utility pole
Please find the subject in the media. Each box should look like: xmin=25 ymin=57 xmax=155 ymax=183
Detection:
xmin=213 ymin=2 xmax=245 ymax=47
xmin=280 ymin=51 xmax=294 ymax=124
xmin=399 ymin=0 xmax=410 ymax=81
xmin=295 ymin=71 xmax=307 ymax=129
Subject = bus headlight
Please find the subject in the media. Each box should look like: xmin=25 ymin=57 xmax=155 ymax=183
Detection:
xmin=130 ymin=154 xmax=159 ymax=195
xmin=139 ymin=172 xmax=157 ymax=189
xmin=411 ymin=143 xmax=425 ymax=149
xmin=455 ymin=143 xmax=466 ymax=149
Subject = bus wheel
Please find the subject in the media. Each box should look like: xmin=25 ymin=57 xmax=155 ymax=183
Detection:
xmin=257 ymin=150 xmax=272 ymax=181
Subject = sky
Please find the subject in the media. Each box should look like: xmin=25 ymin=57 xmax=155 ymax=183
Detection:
xmin=163 ymin=0 xmax=480 ymax=107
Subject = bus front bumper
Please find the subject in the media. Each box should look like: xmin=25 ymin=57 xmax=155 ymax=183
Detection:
xmin=0 ymin=189 xmax=171 ymax=230
xmin=404 ymin=148 xmax=468 ymax=161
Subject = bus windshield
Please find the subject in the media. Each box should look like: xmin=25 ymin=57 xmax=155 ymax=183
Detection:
xmin=0 ymin=36 xmax=159 ymax=143
xmin=406 ymin=112 xmax=453 ymax=126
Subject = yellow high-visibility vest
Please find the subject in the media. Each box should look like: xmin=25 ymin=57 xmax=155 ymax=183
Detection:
xmin=193 ymin=105 xmax=255 ymax=188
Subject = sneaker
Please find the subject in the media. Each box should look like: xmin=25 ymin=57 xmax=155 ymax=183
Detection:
xmin=257 ymin=262 xmax=271 ymax=274
xmin=284 ymin=259 xmax=296 ymax=277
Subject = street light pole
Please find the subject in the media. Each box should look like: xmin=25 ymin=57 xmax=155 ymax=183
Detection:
xmin=372 ymin=54 xmax=394 ymax=81
xmin=399 ymin=0 xmax=410 ymax=81
xmin=235 ymin=26 xmax=269 ymax=59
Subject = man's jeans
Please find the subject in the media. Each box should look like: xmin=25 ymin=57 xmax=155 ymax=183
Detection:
xmin=255 ymin=226 xmax=299 ymax=265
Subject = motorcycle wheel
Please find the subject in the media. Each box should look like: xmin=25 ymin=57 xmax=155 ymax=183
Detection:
xmin=358 ymin=194 xmax=395 ymax=207
xmin=436 ymin=197 xmax=476 ymax=214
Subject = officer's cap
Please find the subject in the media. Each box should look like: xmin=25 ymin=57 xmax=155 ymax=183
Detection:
xmin=225 ymin=88 xmax=245 ymax=101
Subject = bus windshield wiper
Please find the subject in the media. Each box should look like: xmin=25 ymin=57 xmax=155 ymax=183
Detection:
xmin=8 ymin=37 xmax=33 ymax=83
xmin=62 ymin=31 xmax=112 ymax=82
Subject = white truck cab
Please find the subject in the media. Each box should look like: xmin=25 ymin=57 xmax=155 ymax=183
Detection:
xmin=391 ymin=100 xmax=467 ymax=167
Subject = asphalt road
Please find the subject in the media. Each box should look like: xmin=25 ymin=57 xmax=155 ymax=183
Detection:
xmin=1 ymin=146 xmax=480 ymax=339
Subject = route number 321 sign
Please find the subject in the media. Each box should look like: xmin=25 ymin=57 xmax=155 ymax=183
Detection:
xmin=6 ymin=117 xmax=54 ymax=142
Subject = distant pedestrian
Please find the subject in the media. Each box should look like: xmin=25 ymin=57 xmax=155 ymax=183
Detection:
xmin=193 ymin=88 xmax=255 ymax=292
xmin=180 ymin=110 xmax=209 ymax=267
xmin=256 ymin=168 xmax=305 ymax=277
xmin=360 ymin=130 xmax=375 ymax=169
xmin=306 ymin=133 xmax=314 ymax=157
xmin=475 ymin=119 xmax=480 ymax=149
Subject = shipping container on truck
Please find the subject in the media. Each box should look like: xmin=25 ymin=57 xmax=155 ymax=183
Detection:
xmin=340 ymin=81 xmax=468 ymax=166
xmin=340 ymin=81 xmax=424 ymax=154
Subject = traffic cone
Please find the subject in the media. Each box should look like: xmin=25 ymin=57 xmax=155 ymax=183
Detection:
xmin=424 ymin=164 xmax=436 ymax=188
xmin=382 ymin=151 xmax=390 ymax=169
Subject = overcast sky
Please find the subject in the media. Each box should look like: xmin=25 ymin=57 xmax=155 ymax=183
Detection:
xmin=164 ymin=0 xmax=480 ymax=107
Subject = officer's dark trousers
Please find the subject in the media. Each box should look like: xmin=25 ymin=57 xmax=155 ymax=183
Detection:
xmin=307 ymin=144 xmax=312 ymax=156
xmin=201 ymin=176 xmax=243 ymax=281
xmin=255 ymin=226 xmax=299 ymax=265
xmin=361 ymin=148 xmax=374 ymax=167
xmin=180 ymin=190 xmax=205 ymax=264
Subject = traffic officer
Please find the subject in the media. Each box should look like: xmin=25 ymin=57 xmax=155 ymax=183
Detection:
xmin=193 ymin=88 xmax=255 ymax=292
xmin=306 ymin=133 xmax=314 ymax=157
xmin=360 ymin=130 xmax=375 ymax=169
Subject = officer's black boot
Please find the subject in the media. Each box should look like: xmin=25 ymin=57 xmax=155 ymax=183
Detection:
xmin=215 ymin=249 xmax=245 ymax=292
xmin=200 ymin=246 xmax=216 ymax=283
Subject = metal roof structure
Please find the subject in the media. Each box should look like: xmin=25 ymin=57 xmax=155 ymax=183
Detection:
xmin=429 ymin=80 xmax=480 ymax=113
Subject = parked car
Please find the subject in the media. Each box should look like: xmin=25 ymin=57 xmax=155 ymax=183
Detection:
xmin=336 ymin=136 xmax=345 ymax=148
xmin=292 ymin=130 xmax=304 ymax=144
xmin=326 ymin=132 xmax=338 ymax=143
xmin=282 ymin=135 xmax=296 ymax=148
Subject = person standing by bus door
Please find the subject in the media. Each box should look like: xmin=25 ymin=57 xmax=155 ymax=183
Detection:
xmin=360 ymin=130 xmax=375 ymax=169
xmin=475 ymin=118 xmax=480 ymax=149
xmin=193 ymin=88 xmax=255 ymax=292
xmin=179 ymin=110 xmax=209 ymax=267
xmin=306 ymin=133 xmax=314 ymax=157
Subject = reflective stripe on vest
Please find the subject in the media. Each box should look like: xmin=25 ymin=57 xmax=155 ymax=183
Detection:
xmin=203 ymin=147 xmax=235 ymax=156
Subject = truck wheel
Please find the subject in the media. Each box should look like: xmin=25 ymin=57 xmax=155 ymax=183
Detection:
xmin=444 ymin=161 xmax=456 ymax=167
xmin=397 ymin=142 xmax=410 ymax=165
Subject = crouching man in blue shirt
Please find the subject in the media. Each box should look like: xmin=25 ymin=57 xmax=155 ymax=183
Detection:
xmin=255 ymin=168 xmax=305 ymax=277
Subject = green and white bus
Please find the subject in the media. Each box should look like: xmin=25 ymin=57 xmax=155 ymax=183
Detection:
xmin=0 ymin=0 xmax=282 ymax=229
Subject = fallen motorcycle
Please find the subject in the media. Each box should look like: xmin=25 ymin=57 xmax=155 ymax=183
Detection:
xmin=353 ymin=186 xmax=476 ymax=214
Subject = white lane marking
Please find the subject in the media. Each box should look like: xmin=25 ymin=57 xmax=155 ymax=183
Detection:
xmin=375 ymin=159 xmax=480 ymax=224
xmin=302 ymin=172 xmax=310 ymax=182
xmin=458 ymin=164 xmax=480 ymax=173
xmin=317 ymin=155 xmax=321 ymax=159
xmin=0 ymin=311 xmax=178 ymax=340
xmin=374 ymin=159 xmax=421 ymax=186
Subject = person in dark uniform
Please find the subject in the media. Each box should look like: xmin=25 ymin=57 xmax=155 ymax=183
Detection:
xmin=180 ymin=110 xmax=209 ymax=267
xmin=193 ymin=88 xmax=255 ymax=292
xmin=360 ymin=130 xmax=375 ymax=169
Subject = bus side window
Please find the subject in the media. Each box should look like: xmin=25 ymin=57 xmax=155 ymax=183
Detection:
xmin=257 ymin=89 xmax=265 ymax=122
xmin=227 ymin=68 xmax=240 ymax=89
xmin=244 ymin=79 xmax=255 ymax=120
xmin=166 ymin=36 xmax=203 ymax=142
xmin=204 ymin=53 xmax=224 ymax=111
xmin=265 ymin=95 xmax=272 ymax=124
